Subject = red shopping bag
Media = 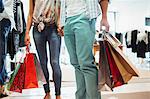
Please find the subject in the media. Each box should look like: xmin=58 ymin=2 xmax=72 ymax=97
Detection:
xmin=9 ymin=63 xmax=26 ymax=93
xmin=9 ymin=53 xmax=39 ymax=92
xmin=8 ymin=47 xmax=41 ymax=93
xmin=24 ymin=53 xmax=38 ymax=89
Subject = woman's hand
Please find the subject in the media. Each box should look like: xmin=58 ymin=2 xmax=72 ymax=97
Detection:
xmin=25 ymin=32 xmax=30 ymax=46
xmin=57 ymin=25 xmax=64 ymax=36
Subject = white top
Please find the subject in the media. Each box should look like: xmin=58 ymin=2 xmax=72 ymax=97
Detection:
xmin=0 ymin=0 xmax=16 ymax=30
xmin=33 ymin=0 xmax=60 ymax=32
xmin=33 ymin=0 xmax=60 ymax=23
xmin=136 ymin=31 xmax=148 ymax=44
xmin=66 ymin=0 xmax=88 ymax=18
xmin=126 ymin=31 xmax=132 ymax=46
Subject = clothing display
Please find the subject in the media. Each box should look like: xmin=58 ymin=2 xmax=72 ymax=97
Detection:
xmin=0 ymin=0 xmax=15 ymax=30
xmin=0 ymin=0 xmax=15 ymax=87
xmin=13 ymin=0 xmax=25 ymax=34
xmin=13 ymin=0 xmax=26 ymax=47
xmin=125 ymin=30 xmax=150 ymax=59
xmin=0 ymin=18 xmax=11 ymax=85
xmin=7 ymin=0 xmax=26 ymax=60
xmin=125 ymin=30 xmax=138 ymax=51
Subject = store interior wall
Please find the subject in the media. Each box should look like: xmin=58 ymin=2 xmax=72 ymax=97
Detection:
xmin=107 ymin=0 xmax=150 ymax=32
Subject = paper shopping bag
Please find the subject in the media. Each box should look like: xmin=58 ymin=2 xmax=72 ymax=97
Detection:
xmin=8 ymin=53 xmax=45 ymax=92
xmin=8 ymin=63 xmax=26 ymax=93
xmin=98 ymin=41 xmax=113 ymax=90
xmin=97 ymin=31 xmax=139 ymax=91
xmin=105 ymin=41 xmax=124 ymax=87
xmin=24 ymin=53 xmax=38 ymax=89
xmin=33 ymin=54 xmax=46 ymax=84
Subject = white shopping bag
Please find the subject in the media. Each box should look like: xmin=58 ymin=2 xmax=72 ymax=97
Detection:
xmin=11 ymin=47 xmax=26 ymax=63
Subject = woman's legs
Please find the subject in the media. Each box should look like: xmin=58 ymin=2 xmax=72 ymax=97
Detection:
xmin=33 ymin=26 xmax=50 ymax=98
xmin=47 ymin=25 xmax=62 ymax=97
xmin=33 ymin=24 xmax=62 ymax=99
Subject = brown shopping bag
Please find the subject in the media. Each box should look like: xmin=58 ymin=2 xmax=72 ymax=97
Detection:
xmin=107 ymin=42 xmax=138 ymax=83
xmin=105 ymin=41 xmax=125 ymax=87
xmin=105 ymin=33 xmax=139 ymax=81
xmin=98 ymin=40 xmax=113 ymax=91
xmin=98 ymin=40 xmax=125 ymax=91
xmin=98 ymin=31 xmax=139 ymax=91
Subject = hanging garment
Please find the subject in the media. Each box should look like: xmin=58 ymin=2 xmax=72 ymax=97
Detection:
xmin=125 ymin=31 xmax=132 ymax=48
xmin=13 ymin=0 xmax=26 ymax=34
xmin=131 ymin=30 xmax=138 ymax=52
xmin=136 ymin=32 xmax=148 ymax=58
xmin=147 ymin=32 xmax=150 ymax=51
xmin=115 ymin=32 xmax=123 ymax=43
xmin=7 ymin=31 xmax=16 ymax=60
xmin=137 ymin=41 xmax=147 ymax=58
xmin=13 ymin=0 xmax=26 ymax=47
xmin=136 ymin=31 xmax=148 ymax=45
xmin=0 ymin=19 xmax=11 ymax=85
xmin=0 ymin=0 xmax=4 ymax=13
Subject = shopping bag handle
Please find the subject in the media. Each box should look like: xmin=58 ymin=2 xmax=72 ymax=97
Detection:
xmin=96 ymin=30 xmax=108 ymax=41
xmin=26 ymin=44 xmax=31 ymax=54
xmin=96 ymin=29 xmax=122 ymax=46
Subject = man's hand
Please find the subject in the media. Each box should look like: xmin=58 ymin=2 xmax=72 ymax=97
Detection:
xmin=99 ymin=0 xmax=109 ymax=32
xmin=100 ymin=18 xmax=109 ymax=32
